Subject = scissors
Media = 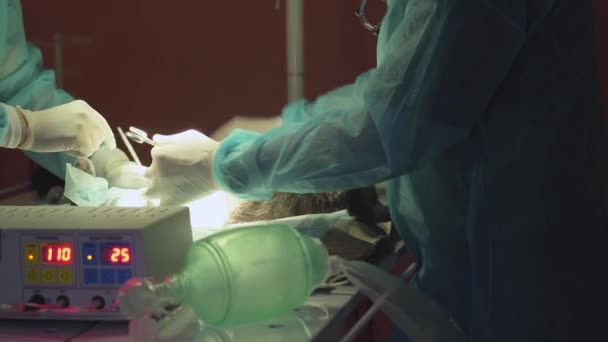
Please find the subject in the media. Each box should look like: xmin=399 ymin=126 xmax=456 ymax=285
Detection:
xmin=125 ymin=126 xmax=157 ymax=146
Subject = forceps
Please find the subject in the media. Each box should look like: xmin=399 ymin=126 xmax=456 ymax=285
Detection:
xmin=125 ymin=126 xmax=157 ymax=146
xmin=116 ymin=126 xmax=157 ymax=166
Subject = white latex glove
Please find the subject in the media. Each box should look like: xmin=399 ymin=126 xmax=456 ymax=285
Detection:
xmin=90 ymin=146 xmax=149 ymax=189
xmin=17 ymin=100 xmax=116 ymax=156
xmin=144 ymin=129 xmax=220 ymax=206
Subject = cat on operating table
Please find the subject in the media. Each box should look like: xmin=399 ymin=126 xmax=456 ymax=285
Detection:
xmin=45 ymin=158 xmax=389 ymax=225
xmin=43 ymin=113 xmax=389 ymax=220
xmin=211 ymin=117 xmax=390 ymax=224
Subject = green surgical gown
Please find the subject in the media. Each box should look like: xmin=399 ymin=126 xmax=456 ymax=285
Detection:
xmin=0 ymin=0 xmax=74 ymax=178
xmin=214 ymin=0 xmax=608 ymax=340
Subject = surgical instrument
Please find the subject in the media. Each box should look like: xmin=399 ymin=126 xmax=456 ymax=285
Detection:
xmin=125 ymin=126 xmax=156 ymax=146
xmin=117 ymin=127 xmax=142 ymax=166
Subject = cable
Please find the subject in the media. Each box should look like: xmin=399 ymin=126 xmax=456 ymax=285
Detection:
xmin=339 ymin=262 xmax=418 ymax=342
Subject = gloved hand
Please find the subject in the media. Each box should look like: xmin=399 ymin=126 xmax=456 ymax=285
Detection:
xmin=143 ymin=129 xmax=220 ymax=206
xmin=105 ymin=162 xmax=148 ymax=189
xmin=17 ymin=100 xmax=116 ymax=156
xmin=90 ymin=146 xmax=148 ymax=189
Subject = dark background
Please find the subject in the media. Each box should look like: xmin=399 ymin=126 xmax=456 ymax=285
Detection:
xmin=0 ymin=0 xmax=606 ymax=194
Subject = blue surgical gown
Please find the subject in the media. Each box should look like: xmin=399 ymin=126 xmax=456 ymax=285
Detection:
xmin=0 ymin=0 xmax=74 ymax=178
xmin=214 ymin=0 xmax=608 ymax=340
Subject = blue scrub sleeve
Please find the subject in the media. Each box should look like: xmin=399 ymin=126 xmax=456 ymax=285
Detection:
xmin=0 ymin=105 xmax=10 ymax=149
xmin=281 ymin=73 xmax=371 ymax=125
xmin=0 ymin=106 xmax=6 ymax=141
xmin=1 ymin=1 xmax=75 ymax=178
xmin=214 ymin=0 xmax=526 ymax=200
xmin=15 ymin=47 xmax=75 ymax=179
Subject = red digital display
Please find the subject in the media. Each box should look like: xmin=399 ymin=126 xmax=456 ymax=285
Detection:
xmin=101 ymin=245 xmax=131 ymax=265
xmin=41 ymin=243 xmax=73 ymax=265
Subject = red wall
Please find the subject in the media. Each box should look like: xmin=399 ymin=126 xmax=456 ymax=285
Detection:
xmin=0 ymin=0 xmax=380 ymax=191
xmin=595 ymin=0 xmax=608 ymax=126
xmin=10 ymin=1 xmax=603 ymax=193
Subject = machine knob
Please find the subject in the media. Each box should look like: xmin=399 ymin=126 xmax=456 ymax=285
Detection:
xmin=55 ymin=295 xmax=70 ymax=309
xmin=24 ymin=294 xmax=46 ymax=312
xmin=28 ymin=294 xmax=45 ymax=305
xmin=90 ymin=295 xmax=105 ymax=310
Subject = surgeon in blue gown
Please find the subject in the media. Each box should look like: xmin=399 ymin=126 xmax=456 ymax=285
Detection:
xmin=144 ymin=0 xmax=608 ymax=340
xmin=0 ymin=0 xmax=146 ymax=189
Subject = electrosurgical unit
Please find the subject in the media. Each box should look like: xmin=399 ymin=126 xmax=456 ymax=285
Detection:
xmin=0 ymin=206 xmax=192 ymax=321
